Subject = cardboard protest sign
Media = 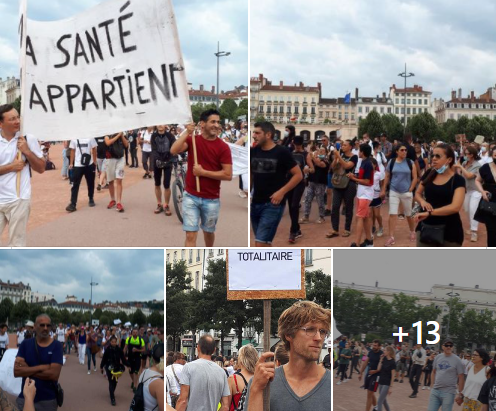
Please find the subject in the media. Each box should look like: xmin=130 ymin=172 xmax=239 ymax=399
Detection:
xmin=227 ymin=143 xmax=248 ymax=176
xmin=226 ymin=249 xmax=306 ymax=300
xmin=19 ymin=0 xmax=191 ymax=141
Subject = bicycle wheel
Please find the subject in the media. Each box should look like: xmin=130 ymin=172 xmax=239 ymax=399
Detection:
xmin=172 ymin=179 xmax=184 ymax=223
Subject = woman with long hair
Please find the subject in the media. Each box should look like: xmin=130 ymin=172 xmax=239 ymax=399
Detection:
xmin=376 ymin=346 xmax=396 ymax=411
xmin=282 ymin=125 xmax=295 ymax=151
xmin=228 ymin=345 xmax=258 ymax=411
xmin=454 ymin=145 xmax=482 ymax=242
xmin=475 ymin=146 xmax=496 ymax=247
xmin=458 ymin=348 xmax=490 ymax=410
xmin=414 ymin=143 xmax=466 ymax=247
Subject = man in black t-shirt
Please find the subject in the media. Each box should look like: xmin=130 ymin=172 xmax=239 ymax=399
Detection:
xmin=127 ymin=129 xmax=139 ymax=168
xmin=359 ymin=339 xmax=383 ymax=411
xmin=251 ymin=122 xmax=302 ymax=246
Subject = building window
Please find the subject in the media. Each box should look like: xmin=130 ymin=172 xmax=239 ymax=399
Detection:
xmin=188 ymin=250 xmax=192 ymax=263
xmin=413 ymin=99 xmax=416 ymax=104
xmin=258 ymin=106 xmax=264 ymax=113
xmin=311 ymin=107 xmax=315 ymax=114
xmin=325 ymin=111 xmax=330 ymax=118
xmin=295 ymin=97 xmax=299 ymax=102
xmin=395 ymin=98 xmax=399 ymax=104
xmin=311 ymin=97 xmax=315 ymax=103
xmin=319 ymin=112 xmax=323 ymax=118
xmin=344 ymin=112 xmax=348 ymax=119
xmin=209 ymin=249 xmax=214 ymax=257
xmin=294 ymin=107 xmax=299 ymax=114
xmin=413 ymin=108 xmax=416 ymax=114
xmin=305 ymin=250 xmax=313 ymax=265
xmin=287 ymin=96 xmax=291 ymax=102
xmin=196 ymin=250 xmax=200 ymax=262
xmin=358 ymin=107 xmax=362 ymax=113
xmin=267 ymin=95 xmax=272 ymax=101
xmin=173 ymin=251 xmax=177 ymax=262
xmin=424 ymin=99 xmax=427 ymax=105
xmin=181 ymin=249 xmax=185 ymax=260
xmin=338 ymin=112 xmax=342 ymax=120
xmin=380 ymin=107 xmax=384 ymax=114
xmin=351 ymin=113 xmax=355 ymax=120
xmin=365 ymin=107 xmax=369 ymax=113
xmin=279 ymin=106 xmax=283 ymax=114
xmin=303 ymin=107 xmax=307 ymax=114
xmin=195 ymin=271 xmax=200 ymax=290
xmin=259 ymin=95 xmax=264 ymax=101
xmin=287 ymin=106 xmax=291 ymax=114
xmin=166 ymin=253 xmax=170 ymax=263
xmin=267 ymin=107 xmax=271 ymax=114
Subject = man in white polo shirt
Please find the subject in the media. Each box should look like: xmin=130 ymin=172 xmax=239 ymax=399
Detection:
xmin=0 ymin=104 xmax=45 ymax=246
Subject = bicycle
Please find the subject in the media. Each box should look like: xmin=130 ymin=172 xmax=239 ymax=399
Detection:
xmin=172 ymin=159 xmax=187 ymax=223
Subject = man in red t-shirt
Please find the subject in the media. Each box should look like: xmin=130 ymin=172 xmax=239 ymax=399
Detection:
xmin=171 ymin=109 xmax=233 ymax=246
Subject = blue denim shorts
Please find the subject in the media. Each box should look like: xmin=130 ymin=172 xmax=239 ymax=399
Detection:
xmin=251 ymin=202 xmax=285 ymax=244
xmin=182 ymin=192 xmax=220 ymax=233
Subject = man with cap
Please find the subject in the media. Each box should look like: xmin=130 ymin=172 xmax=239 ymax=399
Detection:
xmin=427 ymin=338 xmax=465 ymax=411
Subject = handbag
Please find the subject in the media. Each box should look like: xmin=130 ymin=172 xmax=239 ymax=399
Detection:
xmin=34 ymin=339 xmax=64 ymax=407
xmin=419 ymin=223 xmax=445 ymax=246
xmin=77 ymin=140 xmax=92 ymax=167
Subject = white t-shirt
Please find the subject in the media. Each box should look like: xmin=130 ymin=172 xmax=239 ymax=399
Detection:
xmin=69 ymin=139 xmax=97 ymax=167
xmin=462 ymin=365 xmax=488 ymax=400
xmin=0 ymin=132 xmax=43 ymax=204
xmin=141 ymin=130 xmax=153 ymax=152
xmin=374 ymin=151 xmax=387 ymax=174
xmin=165 ymin=363 xmax=184 ymax=395
xmin=372 ymin=170 xmax=384 ymax=199
xmin=56 ymin=327 xmax=66 ymax=343
xmin=0 ymin=333 xmax=9 ymax=349
xmin=17 ymin=330 xmax=25 ymax=345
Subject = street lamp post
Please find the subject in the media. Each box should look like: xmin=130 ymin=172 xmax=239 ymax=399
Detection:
xmin=215 ymin=41 xmax=230 ymax=109
xmin=398 ymin=63 xmax=414 ymax=133
xmin=90 ymin=277 xmax=98 ymax=325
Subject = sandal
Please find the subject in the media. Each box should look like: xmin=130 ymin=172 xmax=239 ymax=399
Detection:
xmin=164 ymin=205 xmax=172 ymax=216
xmin=154 ymin=204 xmax=163 ymax=214
xmin=326 ymin=231 xmax=339 ymax=238
xmin=342 ymin=230 xmax=351 ymax=237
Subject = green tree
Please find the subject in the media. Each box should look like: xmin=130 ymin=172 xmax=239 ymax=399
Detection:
xmin=116 ymin=311 xmax=129 ymax=324
xmin=92 ymin=308 xmax=103 ymax=320
xmin=364 ymin=110 xmax=384 ymax=139
xmin=441 ymin=297 xmax=465 ymax=346
xmin=100 ymin=313 xmax=111 ymax=327
xmin=440 ymin=119 xmax=458 ymax=143
xmin=456 ymin=116 xmax=470 ymax=138
xmin=333 ymin=287 xmax=373 ymax=337
xmin=381 ymin=114 xmax=404 ymax=141
xmin=166 ymin=260 xmax=192 ymax=350
xmin=148 ymin=311 xmax=164 ymax=328
xmin=467 ymin=116 xmax=493 ymax=141
xmin=305 ymin=269 xmax=332 ymax=309
xmin=358 ymin=117 xmax=368 ymax=139
xmin=233 ymin=99 xmax=248 ymax=121
xmin=12 ymin=96 xmax=21 ymax=114
xmin=0 ymin=298 xmax=14 ymax=323
xmin=59 ymin=309 xmax=72 ymax=325
xmin=132 ymin=309 xmax=147 ymax=327
xmin=407 ymin=112 xmax=439 ymax=142
xmin=29 ymin=304 xmax=45 ymax=322
xmin=191 ymin=102 xmax=217 ymax=123
xmin=11 ymin=300 xmax=31 ymax=327
xmin=219 ymin=99 xmax=238 ymax=122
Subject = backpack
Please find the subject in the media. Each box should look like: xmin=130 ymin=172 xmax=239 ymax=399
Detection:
xmin=129 ymin=370 xmax=163 ymax=411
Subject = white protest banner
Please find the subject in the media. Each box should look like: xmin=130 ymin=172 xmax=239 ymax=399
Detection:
xmin=226 ymin=249 xmax=305 ymax=300
xmin=20 ymin=0 xmax=192 ymax=141
xmin=0 ymin=349 xmax=22 ymax=395
xmin=227 ymin=143 xmax=248 ymax=176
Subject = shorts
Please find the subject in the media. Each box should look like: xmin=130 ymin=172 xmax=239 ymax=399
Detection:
xmin=251 ymin=202 xmax=285 ymax=244
xmin=182 ymin=191 xmax=220 ymax=233
xmin=0 ymin=199 xmax=31 ymax=247
xmin=369 ymin=197 xmax=382 ymax=208
xmin=327 ymin=173 xmax=333 ymax=189
xmin=389 ymin=190 xmax=413 ymax=215
xmin=96 ymin=158 xmax=105 ymax=173
xmin=154 ymin=166 xmax=172 ymax=189
xmin=364 ymin=373 xmax=380 ymax=392
xmin=396 ymin=361 xmax=407 ymax=372
xmin=356 ymin=198 xmax=371 ymax=218
xmin=106 ymin=157 xmax=125 ymax=182
xmin=129 ymin=355 xmax=141 ymax=374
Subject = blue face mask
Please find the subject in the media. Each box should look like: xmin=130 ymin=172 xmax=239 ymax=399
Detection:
xmin=318 ymin=155 xmax=326 ymax=160
xmin=436 ymin=164 xmax=448 ymax=174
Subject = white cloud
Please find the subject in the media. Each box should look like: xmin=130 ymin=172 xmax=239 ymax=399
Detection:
xmin=251 ymin=0 xmax=496 ymax=99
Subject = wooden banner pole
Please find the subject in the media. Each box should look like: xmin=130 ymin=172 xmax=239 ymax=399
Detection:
xmin=263 ymin=299 xmax=271 ymax=411
xmin=191 ymin=131 xmax=200 ymax=192
xmin=16 ymin=150 xmax=22 ymax=197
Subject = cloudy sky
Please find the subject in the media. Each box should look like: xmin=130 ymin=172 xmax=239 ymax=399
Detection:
xmin=0 ymin=0 xmax=247 ymax=90
xmin=334 ymin=249 xmax=494 ymax=293
xmin=251 ymin=0 xmax=496 ymax=100
xmin=0 ymin=249 xmax=164 ymax=304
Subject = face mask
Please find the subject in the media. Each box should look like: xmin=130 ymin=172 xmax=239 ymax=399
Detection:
xmin=481 ymin=147 xmax=487 ymax=153
xmin=284 ymin=131 xmax=289 ymax=138
xmin=318 ymin=155 xmax=325 ymax=160
xmin=336 ymin=143 xmax=341 ymax=150
xmin=436 ymin=164 xmax=448 ymax=174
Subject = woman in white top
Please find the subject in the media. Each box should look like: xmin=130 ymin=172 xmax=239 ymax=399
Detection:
xmin=139 ymin=343 xmax=164 ymax=411
xmin=457 ymin=348 xmax=490 ymax=410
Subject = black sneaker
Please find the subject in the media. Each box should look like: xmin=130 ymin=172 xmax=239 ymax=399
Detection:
xmin=409 ymin=394 xmax=417 ymax=398
xmin=365 ymin=239 xmax=374 ymax=247
xmin=324 ymin=209 xmax=331 ymax=216
xmin=295 ymin=230 xmax=303 ymax=239
xmin=400 ymin=380 xmax=403 ymax=383
xmin=394 ymin=378 xmax=399 ymax=382
xmin=350 ymin=242 xmax=358 ymax=247
xmin=97 ymin=184 xmax=101 ymax=191
xmin=143 ymin=173 xmax=149 ymax=179
xmin=111 ymin=399 xmax=116 ymax=406
xmin=288 ymin=233 xmax=296 ymax=244
xmin=372 ymin=226 xmax=376 ymax=234
xmin=65 ymin=203 xmax=76 ymax=212
xmin=89 ymin=199 xmax=95 ymax=207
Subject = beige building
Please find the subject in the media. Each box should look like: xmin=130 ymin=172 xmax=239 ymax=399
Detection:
xmin=356 ymin=91 xmax=394 ymax=122
xmin=0 ymin=77 xmax=21 ymax=105
xmin=389 ymin=84 xmax=432 ymax=125
xmin=166 ymin=249 xmax=226 ymax=291
xmin=303 ymin=249 xmax=332 ymax=273
xmin=0 ymin=280 xmax=31 ymax=304
xmin=435 ymin=87 xmax=496 ymax=123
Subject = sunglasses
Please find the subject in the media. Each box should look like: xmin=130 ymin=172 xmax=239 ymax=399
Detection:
xmin=432 ymin=154 xmax=443 ymax=159
xmin=398 ymin=148 xmax=407 ymax=152
xmin=39 ymin=324 xmax=52 ymax=328
xmin=444 ymin=344 xmax=453 ymax=348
